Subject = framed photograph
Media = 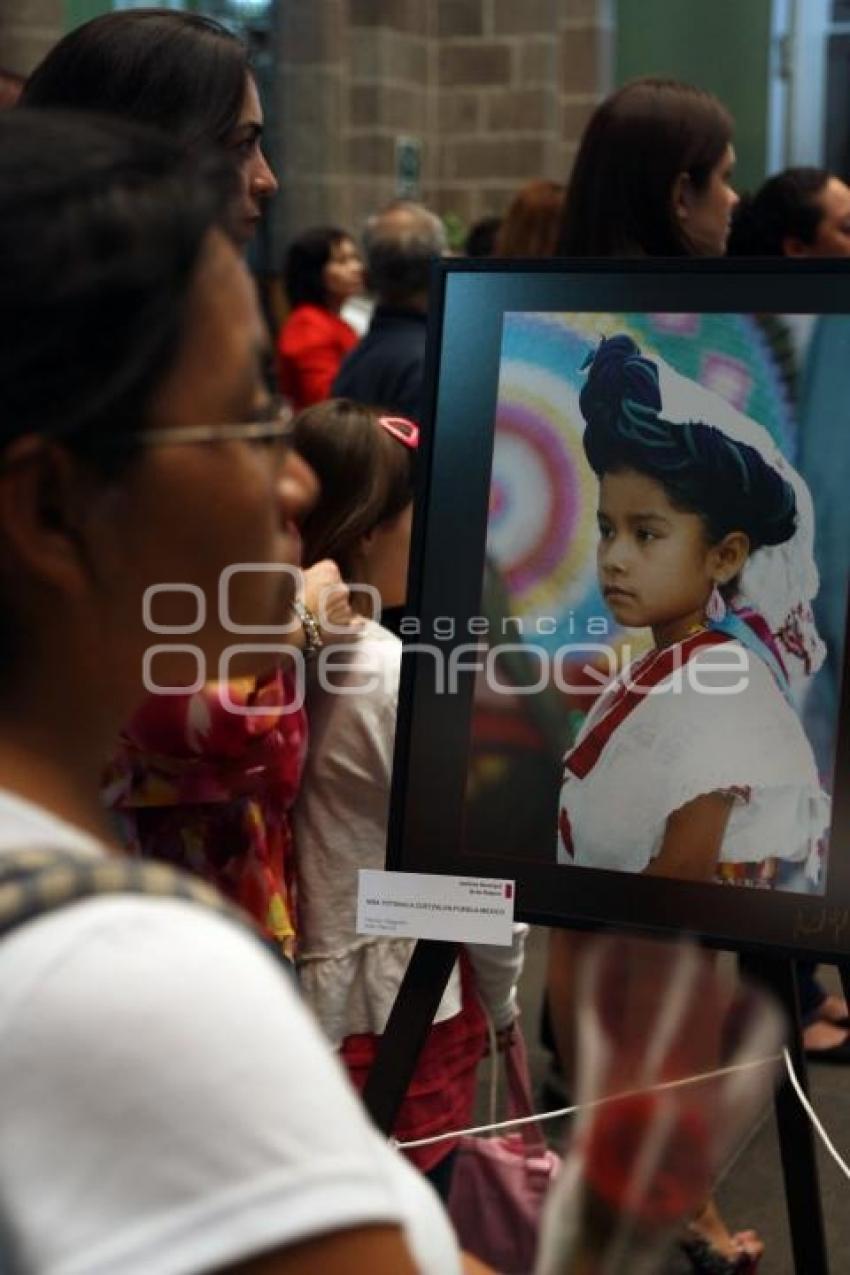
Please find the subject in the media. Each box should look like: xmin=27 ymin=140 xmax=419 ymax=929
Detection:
xmin=387 ymin=259 xmax=850 ymax=958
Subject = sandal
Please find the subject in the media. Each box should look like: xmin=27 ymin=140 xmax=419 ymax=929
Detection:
xmin=679 ymin=1234 xmax=761 ymax=1274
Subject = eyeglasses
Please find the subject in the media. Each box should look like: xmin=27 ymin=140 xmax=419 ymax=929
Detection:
xmin=128 ymin=398 xmax=294 ymax=450
xmin=0 ymin=400 xmax=295 ymax=480
xmin=378 ymin=415 xmax=419 ymax=449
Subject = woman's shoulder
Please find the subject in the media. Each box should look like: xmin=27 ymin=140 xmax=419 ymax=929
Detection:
xmin=676 ymin=638 xmax=793 ymax=713
xmin=361 ymin=617 xmax=402 ymax=645
xmin=333 ymin=618 xmax=401 ymax=662
xmin=0 ymin=886 xmax=460 ymax=1272
xmin=280 ymin=304 xmax=354 ymax=346
xmin=571 ymin=636 xmax=806 ymax=764
xmin=640 ymin=639 xmax=819 ymax=783
xmin=311 ymin=619 xmax=401 ymax=702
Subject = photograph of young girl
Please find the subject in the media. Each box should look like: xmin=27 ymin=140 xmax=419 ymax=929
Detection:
xmin=555 ymin=332 xmax=831 ymax=893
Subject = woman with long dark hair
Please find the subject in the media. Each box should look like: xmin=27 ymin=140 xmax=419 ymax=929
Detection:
xmin=22 ymin=7 xmax=278 ymax=247
xmin=557 ymin=77 xmax=738 ymax=258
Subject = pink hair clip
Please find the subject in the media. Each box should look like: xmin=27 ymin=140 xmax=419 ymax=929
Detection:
xmin=378 ymin=414 xmax=419 ymax=449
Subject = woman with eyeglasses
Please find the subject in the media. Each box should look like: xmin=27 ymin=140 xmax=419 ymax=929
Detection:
xmin=290 ymin=400 xmax=527 ymax=1201
xmin=0 ymin=107 xmax=486 ymax=1275
xmin=24 ymin=7 xmax=360 ymax=957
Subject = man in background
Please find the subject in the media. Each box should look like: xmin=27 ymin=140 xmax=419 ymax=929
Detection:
xmin=333 ymin=199 xmax=446 ymax=423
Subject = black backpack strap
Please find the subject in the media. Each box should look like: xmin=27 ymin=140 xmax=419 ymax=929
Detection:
xmin=0 ymin=846 xmax=260 ymax=942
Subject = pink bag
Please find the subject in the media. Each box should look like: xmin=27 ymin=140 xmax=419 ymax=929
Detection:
xmin=448 ymin=1025 xmax=561 ymax=1274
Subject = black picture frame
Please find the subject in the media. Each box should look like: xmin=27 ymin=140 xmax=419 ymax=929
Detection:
xmin=387 ymin=258 xmax=850 ymax=960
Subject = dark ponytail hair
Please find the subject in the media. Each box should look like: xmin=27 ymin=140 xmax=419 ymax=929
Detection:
xmin=293 ymin=399 xmax=416 ymax=586
xmin=580 ymin=335 xmax=797 ymax=551
xmin=727 ymin=167 xmax=830 ymax=257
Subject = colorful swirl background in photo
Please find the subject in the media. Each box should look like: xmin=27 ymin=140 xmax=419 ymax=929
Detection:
xmin=488 ymin=310 xmax=795 ymax=656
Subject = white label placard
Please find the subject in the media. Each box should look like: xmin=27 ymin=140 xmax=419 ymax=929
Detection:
xmin=357 ymin=869 xmax=515 ymax=945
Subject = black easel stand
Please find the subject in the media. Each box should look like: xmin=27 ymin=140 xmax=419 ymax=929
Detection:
xmin=739 ymin=954 xmax=830 ymax=1275
xmin=363 ymin=938 xmax=459 ymax=1134
xmin=366 ymin=940 xmax=834 ymax=1275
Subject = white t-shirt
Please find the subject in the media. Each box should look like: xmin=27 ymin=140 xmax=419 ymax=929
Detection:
xmin=557 ymin=640 xmax=829 ymax=883
xmin=0 ymin=789 xmax=462 ymax=1275
xmin=295 ymin=621 xmax=524 ymax=1044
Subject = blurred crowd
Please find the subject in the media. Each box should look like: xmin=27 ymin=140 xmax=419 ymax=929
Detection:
xmin=0 ymin=10 xmax=847 ymax=1275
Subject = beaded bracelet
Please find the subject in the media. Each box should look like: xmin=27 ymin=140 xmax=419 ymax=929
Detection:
xmin=293 ymin=600 xmax=323 ymax=660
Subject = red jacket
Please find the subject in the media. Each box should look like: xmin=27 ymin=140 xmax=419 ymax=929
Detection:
xmin=276 ymin=304 xmax=358 ymax=410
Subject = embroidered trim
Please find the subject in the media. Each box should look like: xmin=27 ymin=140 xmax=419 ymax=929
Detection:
xmin=564 ymin=631 xmax=733 ymax=782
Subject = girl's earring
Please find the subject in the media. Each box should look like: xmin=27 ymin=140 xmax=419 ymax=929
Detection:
xmin=706 ymin=583 xmax=727 ymax=623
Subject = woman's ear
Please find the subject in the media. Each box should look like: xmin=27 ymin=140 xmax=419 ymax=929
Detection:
xmin=781 ymin=234 xmax=810 ymax=258
xmin=349 ymin=528 xmax=375 ymax=582
xmin=0 ymin=437 xmax=99 ymax=596
xmin=672 ymin=171 xmax=692 ymax=225
xmin=710 ymin=531 xmax=750 ymax=585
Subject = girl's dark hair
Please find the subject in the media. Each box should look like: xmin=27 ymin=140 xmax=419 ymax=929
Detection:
xmin=494 ymin=180 xmax=565 ymax=257
xmin=557 ymin=78 xmax=734 ymax=258
xmin=283 ymin=226 xmax=351 ymax=309
xmin=21 ymin=9 xmax=248 ymax=148
xmin=580 ymin=335 xmax=797 ymax=550
xmin=293 ymin=399 xmax=415 ymax=585
xmin=727 ymin=167 xmax=830 ymax=257
xmin=0 ymin=109 xmax=234 ymax=472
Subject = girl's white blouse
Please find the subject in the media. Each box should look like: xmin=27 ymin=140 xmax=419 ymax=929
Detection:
xmin=557 ymin=639 xmax=830 ymax=882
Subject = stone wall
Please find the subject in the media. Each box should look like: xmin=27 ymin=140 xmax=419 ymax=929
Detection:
xmin=274 ymin=0 xmax=613 ymax=249
xmin=0 ymin=0 xmax=613 ymax=253
xmin=0 ymin=0 xmax=64 ymax=78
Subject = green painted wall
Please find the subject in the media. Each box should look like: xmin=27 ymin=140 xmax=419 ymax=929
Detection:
xmin=64 ymin=0 xmax=111 ymax=28
xmin=615 ymin=0 xmax=773 ymax=193
xmin=65 ymin=0 xmax=198 ymax=32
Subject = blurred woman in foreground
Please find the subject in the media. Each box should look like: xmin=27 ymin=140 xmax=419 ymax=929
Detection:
xmin=0 ymin=107 xmax=472 ymax=1275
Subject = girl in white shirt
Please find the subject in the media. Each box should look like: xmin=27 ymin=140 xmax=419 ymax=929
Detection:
xmin=557 ymin=333 xmax=828 ymax=890
xmin=292 ymin=399 xmax=527 ymax=1199
xmin=552 ymin=332 xmax=829 ymax=1275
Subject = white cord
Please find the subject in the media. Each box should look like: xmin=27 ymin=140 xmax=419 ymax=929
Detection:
xmin=395 ymin=1053 xmax=782 ymax=1151
xmin=397 ymin=1047 xmax=850 ymax=1198
xmin=397 ymin=1045 xmax=850 ymax=1188
xmin=395 ymin=1100 xmax=579 ymax=1150
xmin=783 ymin=1046 xmax=850 ymax=1182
